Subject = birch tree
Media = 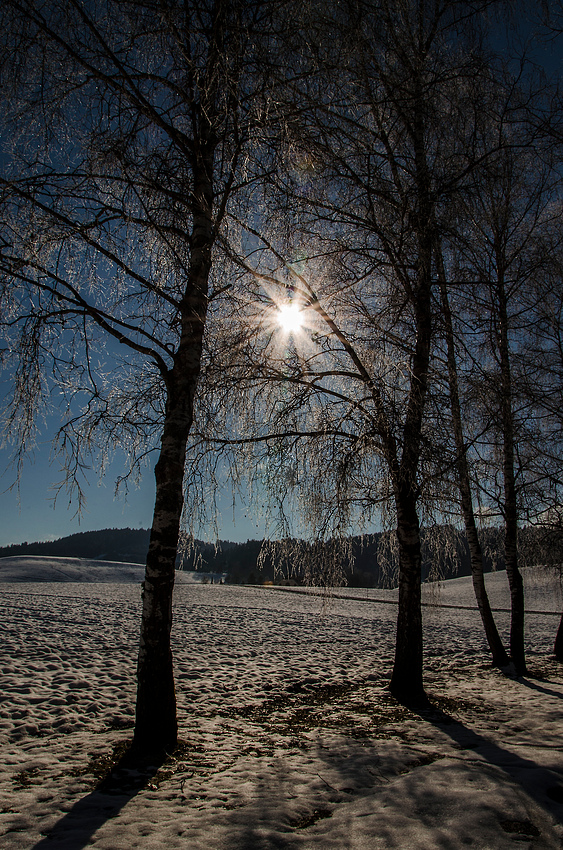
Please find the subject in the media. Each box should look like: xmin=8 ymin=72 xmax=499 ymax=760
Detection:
xmin=0 ymin=0 xmax=274 ymax=756
xmin=444 ymin=131 xmax=562 ymax=674
xmin=203 ymin=0 xmax=507 ymax=706
xmin=435 ymin=258 xmax=510 ymax=667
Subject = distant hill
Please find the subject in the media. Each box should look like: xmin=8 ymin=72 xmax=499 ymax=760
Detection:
xmin=4 ymin=523 xmax=556 ymax=587
xmin=0 ymin=555 xmax=147 ymax=583
xmin=0 ymin=555 xmax=222 ymax=584
xmin=0 ymin=527 xmax=151 ymax=564
xmin=0 ymin=526 xmax=482 ymax=586
xmin=0 ymin=528 xmax=386 ymax=583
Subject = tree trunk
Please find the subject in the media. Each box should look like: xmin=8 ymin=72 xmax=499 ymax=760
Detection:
xmin=467 ymin=521 xmax=509 ymax=667
xmin=388 ymin=281 xmax=432 ymax=706
xmin=497 ymin=278 xmax=526 ymax=675
xmin=390 ymin=497 xmax=428 ymax=706
xmin=132 ymin=287 xmax=210 ymax=755
xmin=132 ymin=368 xmax=198 ymax=755
xmin=555 ymin=612 xmax=563 ymax=662
xmin=132 ymin=150 xmax=213 ymax=754
xmin=437 ymin=269 xmax=509 ymax=667
xmin=505 ymin=526 xmax=526 ymax=674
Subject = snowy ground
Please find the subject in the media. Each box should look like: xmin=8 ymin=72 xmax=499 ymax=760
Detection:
xmin=0 ymin=558 xmax=562 ymax=849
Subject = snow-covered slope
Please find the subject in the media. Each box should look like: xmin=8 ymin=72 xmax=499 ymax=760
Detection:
xmin=0 ymin=555 xmax=222 ymax=584
xmin=0 ymin=555 xmax=146 ymax=583
xmin=268 ymin=564 xmax=563 ymax=613
xmin=0 ymin=572 xmax=562 ymax=848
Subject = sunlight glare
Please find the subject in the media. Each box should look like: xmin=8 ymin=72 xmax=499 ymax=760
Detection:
xmin=277 ymin=302 xmax=303 ymax=334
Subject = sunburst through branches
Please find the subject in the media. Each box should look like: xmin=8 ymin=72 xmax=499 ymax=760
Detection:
xmin=276 ymin=301 xmax=304 ymax=335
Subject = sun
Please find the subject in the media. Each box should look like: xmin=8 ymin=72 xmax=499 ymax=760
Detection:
xmin=277 ymin=302 xmax=303 ymax=334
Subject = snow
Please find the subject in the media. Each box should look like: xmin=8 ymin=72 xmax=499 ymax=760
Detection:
xmin=0 ymin=557 xmax=562 ymax=848
xmin=0 ymin=556 xmax=224 ymax=585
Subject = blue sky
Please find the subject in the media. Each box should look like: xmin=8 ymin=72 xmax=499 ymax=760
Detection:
xmin=0 ymin=435 xmax=263 ymax=547
xmin=2 ymin=10 xmax=560 ymax=551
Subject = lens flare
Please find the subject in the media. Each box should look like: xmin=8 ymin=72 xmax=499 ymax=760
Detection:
xmin=277 ymin=303 xmax=303 ymax=334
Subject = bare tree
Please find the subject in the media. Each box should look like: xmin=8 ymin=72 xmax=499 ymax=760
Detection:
xmin=205 ymin=0 xmax=563 ymax=696
xmin=0 ymin=0 xmax=274 ymax=756
xmin=519 ymin=256 xmax=563 ymax=661
xmin=201 ymin=0 xmax=513 ymax=706
xmin=443 ymin=118 xmax=562 ymax=674
xmin=436 ymin=254 xmax=510 ymax=667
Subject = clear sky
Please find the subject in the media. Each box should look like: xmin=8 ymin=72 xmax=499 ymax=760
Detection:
xmin=0 ymin=431 xmax=265 ymax=547
xmin=2 ymin=11 xmax=560 ymax=552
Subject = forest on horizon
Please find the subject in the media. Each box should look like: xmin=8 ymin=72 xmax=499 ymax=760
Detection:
xmin=1 ymin=524 xmax=562 ymax=588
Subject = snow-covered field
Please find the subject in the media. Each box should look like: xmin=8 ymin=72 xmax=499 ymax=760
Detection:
xmin=0 ymin=557 xmax=562 ymax=849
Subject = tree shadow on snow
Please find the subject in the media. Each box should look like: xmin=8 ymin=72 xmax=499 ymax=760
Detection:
xmin=220 ymin=692 xmax=563 ymax=850
xmin=301 ymin=701 xmax=563 ymax=848
xmin=417 ymin=700 xmax=563 ymax=822
xmin=516 ymin=675 xmax=563 ymax=700
xmin=31 ymin=746 xmax=166 ymax=850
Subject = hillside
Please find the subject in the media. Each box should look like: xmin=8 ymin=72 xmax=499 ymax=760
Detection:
xmin=2 ymin=524 xmax=559 ymax=587
xmin=0 ymin=556 xmax=221 ymax=584
xmin=0 ymin=526 xmax=492 ymax=587
xmin=0 ymin=527 xmax=151 ymax=564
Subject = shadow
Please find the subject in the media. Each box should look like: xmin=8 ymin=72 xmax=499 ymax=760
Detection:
xmin=218 ymin=719 xmax=562 ymax=850
xmin=517 ymin=675 xmax=563 ymax=700
xmin=31 ymin=747 xmax=166 ymax=850
xmin=299 ymin=699 xmax=563 ymax=848
xmin=416 ymin=701 xmax=563 ymax=821
xmin=210 ymin=677 xmax=563 ymax=850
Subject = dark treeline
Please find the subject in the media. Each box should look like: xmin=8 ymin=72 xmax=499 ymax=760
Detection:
xmin=2 ymin=525 xmax=561 ymax=588
xmin=0 ymin=527 xmax=151 ymax=563
xmin=173 ymin=526 xmax=563 ymax=586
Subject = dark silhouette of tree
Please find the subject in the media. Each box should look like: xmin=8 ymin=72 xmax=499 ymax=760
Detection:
xmin=436 ymin=256 xmax=510 ymax=668
xmin=202 ymin=0 xmax=515 ymax=706
xmin=201 ymin=0 xmax=563 ymax=696
xmin=442 ymin=128 xmax=562 ymax=674
xmin=0 ymin=0 xmax=276 ymax=756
